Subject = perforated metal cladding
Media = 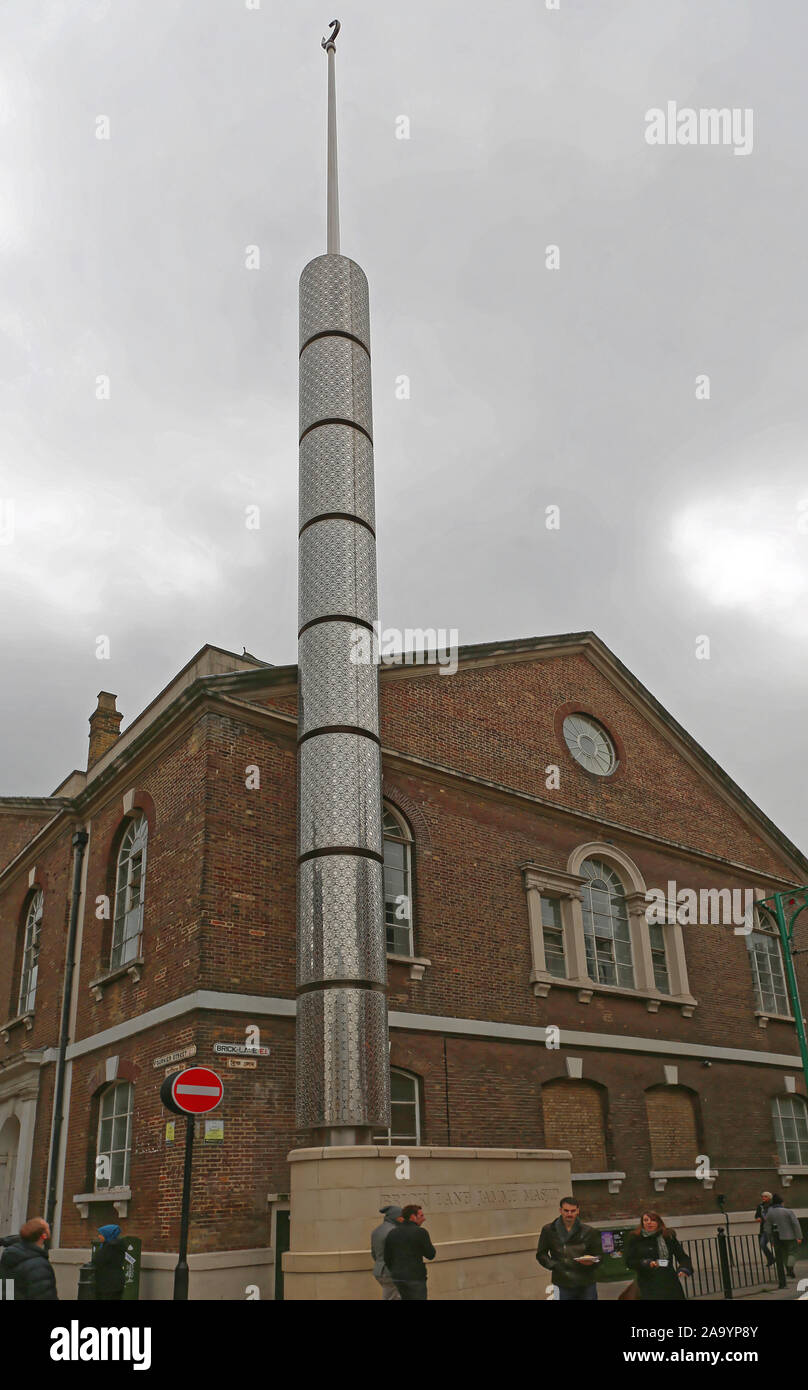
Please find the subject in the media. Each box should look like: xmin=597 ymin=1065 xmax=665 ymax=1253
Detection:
xmin=298 ymin=519 xmax=378 ymax=631
xmin=299 ymin=254 xmax=370 ymax=352
xmin=296 ymin=252 xmax=388 ymax=1135
xmin=298 ymin=621 xmax=379 ymax=738
xmin=298 ymin=732 xmax=383 ymax=856
xmin=299 ymin=337 xmax=372 ymax=440
xmin=295 ymin=987 xmax=390 ymax=1129
xmin=299 ymin=425 xmax=376 ymax=532
xmin=297 ymin=854 xmax=386 ymax=985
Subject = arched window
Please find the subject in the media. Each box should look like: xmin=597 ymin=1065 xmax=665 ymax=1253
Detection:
xmin=383 ymin=805 xmax=413 ymax=956
xmin=95 ymin=1082 xmax=134 ymax=1190
xmin=525 ymin=843 xmax=692 ymax=1009
xmin=772 ymin=1094 xmax=808 ymax=1166
xmin=373 ymin=1068 xmax=421 ymax=1146
xmin=18 ymin=890 xmax=43 ymax=1015
xmin=542 ymin=1079 xmax=607 ymax=1171
xmin=645 ymin=1086 xmax=700 ymax=1170
xmin=747 ymin=912 xmax=789 ymax=1016
xmin=580 ymin=858 xmax=635 ymax=989
xmin=111 ymin=816 xmax=148 ymax=969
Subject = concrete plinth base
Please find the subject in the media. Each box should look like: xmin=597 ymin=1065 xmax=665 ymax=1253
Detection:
xmin=282 ymin=1145 xmax=572 ymax=1300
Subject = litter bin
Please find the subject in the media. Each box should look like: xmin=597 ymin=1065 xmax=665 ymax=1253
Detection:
xmin=76 ymin=1260 xmax=96 ymax=1300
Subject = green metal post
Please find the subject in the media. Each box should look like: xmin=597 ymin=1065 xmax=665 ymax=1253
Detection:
xmin=767 ymin=891 xmax=808 ymax=1098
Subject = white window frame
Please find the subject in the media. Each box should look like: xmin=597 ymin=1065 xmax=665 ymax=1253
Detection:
xmin=772 ymin=1094 xmax=808 ymax=1167
xmin=110 ymin=816 xmax=148 ymax=970
xmin=18 ymin=890 xmax=43 ymax=1015
xmin=539 ymin=894 xmax=567 ymax=980
xmin=580 ymin=859 xmax=636 ymax=990
xmin=372 ymin=1068 xmax=421 ymax=1146
xmin=383 ymin=805 xmax=414 ymax=958
xmin=522 ymin=843 xmax=696 ymax=1016
xmin=747 ymin=912 xmax=790 ymax=1019
xmin=95 ymin=1081 xmax=134 ymax=1191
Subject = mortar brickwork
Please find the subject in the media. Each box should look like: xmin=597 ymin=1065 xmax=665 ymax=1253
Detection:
xmin=1 ymin=640 xmax=806 ymax=1260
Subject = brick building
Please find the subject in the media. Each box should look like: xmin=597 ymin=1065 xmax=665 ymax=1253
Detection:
xmin=1 ymin=630 xmax=807 ymax=1298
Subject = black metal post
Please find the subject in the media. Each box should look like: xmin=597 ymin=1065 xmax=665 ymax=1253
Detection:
xmin=173 ymin=1116 xmax=195 ymax=1300
xmin=716 ymin=1228 xmax=733 ymax=1299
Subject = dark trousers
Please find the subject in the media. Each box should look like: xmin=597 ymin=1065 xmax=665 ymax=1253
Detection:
xmin=758 ymin=1231 xmax=774 ymax=1266
xmin=558 ymin=1283 xmax=598 ymax=1301
xmin=394 ymin=1279 xmax=428 ymax=1301
xmin=774 ymin=1237 xmax=798 ymax=1275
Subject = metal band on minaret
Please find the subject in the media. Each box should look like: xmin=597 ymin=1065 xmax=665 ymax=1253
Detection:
xmin=295 ymin=19 xmax=390 ymax=1144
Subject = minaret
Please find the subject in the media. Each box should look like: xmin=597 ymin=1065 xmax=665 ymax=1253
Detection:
xmin=295 ymin=20 xmax=390 ymax=1145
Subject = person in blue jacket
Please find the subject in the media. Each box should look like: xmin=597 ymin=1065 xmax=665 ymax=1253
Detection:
xmin=92 ymin=1223 xmax=127 ymax=1300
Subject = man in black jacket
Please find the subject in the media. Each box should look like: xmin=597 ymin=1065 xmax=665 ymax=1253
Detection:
xmin=0 ymin=1217 xmax=59 ymax=1300
xmin=383 ymin=1204 xmax=436 ymax=1300
xmin=536 ymin=1196 xmax=602 ymax=1301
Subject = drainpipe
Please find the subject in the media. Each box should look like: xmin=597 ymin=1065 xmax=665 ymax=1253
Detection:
xmin=45 ymin=827 xmax=89 ymax=1233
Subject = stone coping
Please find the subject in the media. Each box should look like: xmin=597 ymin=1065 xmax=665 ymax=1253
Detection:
xmin=51 ymin=1247 xmax=273 ymax=1270
xmin=288 ymin=1146 xmax=572 ymax=1162
xmin=284 ymin=1231 xmax=538 ymax=1272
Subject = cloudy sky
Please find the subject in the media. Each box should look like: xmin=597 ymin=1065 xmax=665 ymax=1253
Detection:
xmin=2 ymin=0 xmax=807 ymax=855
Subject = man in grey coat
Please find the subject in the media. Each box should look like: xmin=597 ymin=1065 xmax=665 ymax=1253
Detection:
xmin=764 ymin=1194 xmax=803 ymax=1278
xmin=371 ymin=1205 xmax=403 ymax=1299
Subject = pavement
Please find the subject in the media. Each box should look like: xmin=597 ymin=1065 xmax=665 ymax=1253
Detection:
xmin=692 ymin=1254 xmax=808 ymax=1302
xmin=599 ymin=1256 xmax=808 ymax=1302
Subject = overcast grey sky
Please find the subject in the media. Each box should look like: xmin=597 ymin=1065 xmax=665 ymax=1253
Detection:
xmin=2 ymin=0 xmax=807 ymax=855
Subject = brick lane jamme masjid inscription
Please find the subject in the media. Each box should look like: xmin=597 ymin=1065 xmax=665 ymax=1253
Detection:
xmin=378 ymin=1184 xmax=561 ymax=1211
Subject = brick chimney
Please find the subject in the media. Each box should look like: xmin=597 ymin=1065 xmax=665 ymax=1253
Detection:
xmin=88 ymin=692 xmax=123 ymax=769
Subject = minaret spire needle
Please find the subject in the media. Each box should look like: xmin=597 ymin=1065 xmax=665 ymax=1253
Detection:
xmin=297 ymin=20 xmax=390 ymax=1145
xmin=322 ymin=19 xmax=341 ymax=254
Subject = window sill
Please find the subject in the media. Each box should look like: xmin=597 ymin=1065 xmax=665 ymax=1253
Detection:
xmin=777 ymin=1165 xmax=808 ymax=1188
xmin=0 ymin=1012 xmax=35 ymax=1043
xmin=572 ymin=1171 xmax=626 ymax=1194
xmin=755 ymin=1011 xmax=794 ymax=1029
xmin=531 ymin=973 xmax=697 ymax=1018
xmin=73 ymin=1187 xmax=132 ymax=1219
xmin=650 ymin=1169 xmax=718 ymax=1192
xmin=387 ymin=953 xmax=431 ymax=982
xmin=89 ymin=959 xmax=144 ymax=1000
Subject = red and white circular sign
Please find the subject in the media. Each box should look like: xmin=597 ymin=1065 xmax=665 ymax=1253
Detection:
xmin=167 ymin=1066 xmax=224 ymax=1114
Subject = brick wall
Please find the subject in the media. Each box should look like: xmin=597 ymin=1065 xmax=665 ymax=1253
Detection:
xmin=542 ymin=1079 xmax=608 ymax=1171
xmin=0 ymin=809 xmax=60 ymax=875
xmin=645 ymin=1086 xmax=700 ymax=1170
xmin=377 ymin=655 xmax=790 ymax=874
xmin=3 ymin=646 xmax=807 ymax=1256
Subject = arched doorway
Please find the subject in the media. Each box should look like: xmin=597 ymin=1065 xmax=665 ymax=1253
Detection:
xmin=0 ymin=1115 xmax=21 ymax=1236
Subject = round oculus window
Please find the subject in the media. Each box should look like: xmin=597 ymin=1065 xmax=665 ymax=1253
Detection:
xmin=562 ymin=714 xmax=616 ymax=776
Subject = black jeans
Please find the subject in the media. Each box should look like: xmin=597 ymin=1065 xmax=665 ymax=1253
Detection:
xmin=394 ymin=1280 xmax=428 ymax=1301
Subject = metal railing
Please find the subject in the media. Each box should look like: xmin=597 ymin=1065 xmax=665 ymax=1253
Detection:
xmin=682 ymin=1229 xmax=776 ymax=1299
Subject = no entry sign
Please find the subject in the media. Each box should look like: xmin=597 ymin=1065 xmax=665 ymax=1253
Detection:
xmin=160 ymin=1066 xmax=224 ymax=1116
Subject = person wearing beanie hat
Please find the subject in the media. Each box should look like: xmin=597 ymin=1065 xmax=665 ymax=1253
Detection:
xmin=371 ymin=1205 xmax=404 ymax=1300
xmin=91 ymin=1223 xmax=127 ymax=1300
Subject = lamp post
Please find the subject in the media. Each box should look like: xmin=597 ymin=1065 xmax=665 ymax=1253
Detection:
xmin=756 ymin=888 xmax=808 ymax=1096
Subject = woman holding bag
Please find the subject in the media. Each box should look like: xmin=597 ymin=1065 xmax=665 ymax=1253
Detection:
xmin=624 ymin=1210 xmax=693 ymax=1300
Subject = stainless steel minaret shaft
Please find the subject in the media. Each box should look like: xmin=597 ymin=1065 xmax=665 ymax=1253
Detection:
xmin=295 ymin=20 xmax=390 ymax=1145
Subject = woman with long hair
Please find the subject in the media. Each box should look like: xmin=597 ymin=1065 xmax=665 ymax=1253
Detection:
xmin=624 ymin=1210 xmax=693 ymax=1300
